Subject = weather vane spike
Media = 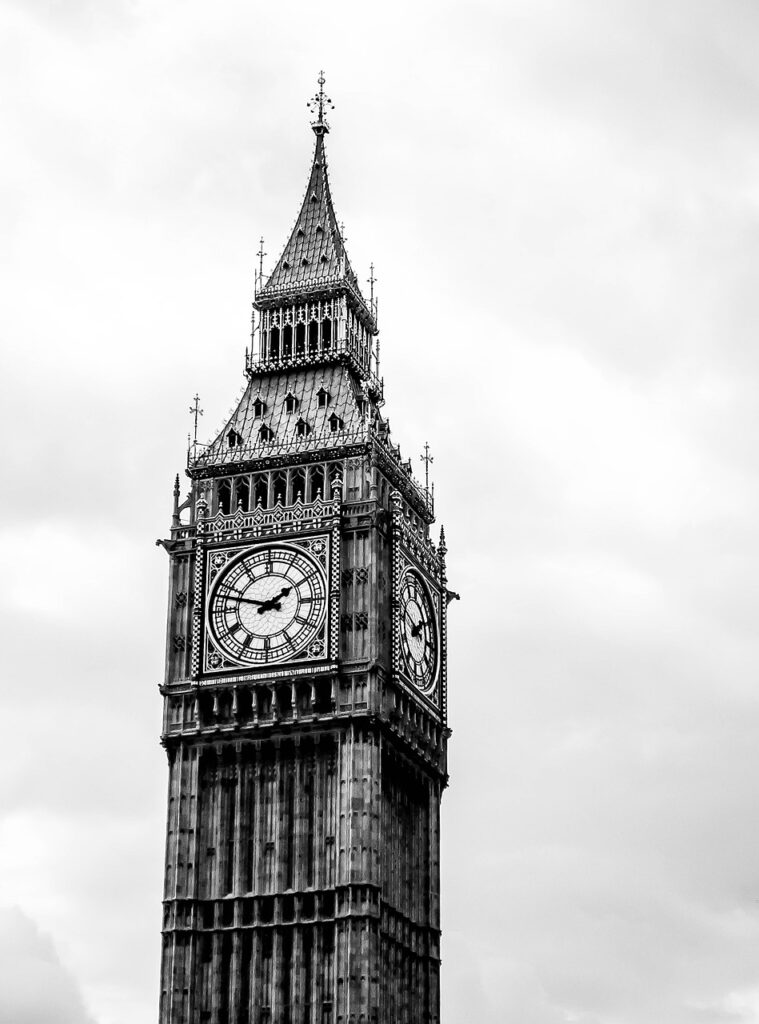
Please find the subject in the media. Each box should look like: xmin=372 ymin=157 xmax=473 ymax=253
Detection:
xmin=307 ymin=70 xmax=334 ymax=135
xmin=421 ymin=442 xmax=434 ymax=496
xmin=189 ymin=393 xmax=204 ymax=447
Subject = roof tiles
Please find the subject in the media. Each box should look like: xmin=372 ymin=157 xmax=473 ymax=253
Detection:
xmin=256 ymin=132 xmax=374 ymax=327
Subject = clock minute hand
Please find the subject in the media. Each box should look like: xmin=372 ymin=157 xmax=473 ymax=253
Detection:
xmin=222 ymin=594 xmax=268 ymax=607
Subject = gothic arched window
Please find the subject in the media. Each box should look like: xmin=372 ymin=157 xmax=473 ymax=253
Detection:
xmin=269 ymin=327 xmax=280 ymax=360
xmin=217 ymin=479 xmax=231 ymax=515
xmin=234 ymin=476 xmax=250 ymax=511
xmin=253 ymin=474 xmax=268 ymax=508
xmin=308 ymin=465 xmax=324 ymax=502
xmin=290 ymin=467 xmax=306 ymax=502
xmin=272 ymin=471 xmax=287 ymax=505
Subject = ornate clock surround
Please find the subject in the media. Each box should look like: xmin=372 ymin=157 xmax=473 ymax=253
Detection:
xmin=189 ymin=490 xmax=342 ymax=682
xmin=390 ymin=490 xmax=445 ymax=712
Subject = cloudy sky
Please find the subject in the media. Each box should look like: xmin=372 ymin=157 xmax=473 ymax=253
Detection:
xmin=2 ymin=0 xmax=759 ymax=1021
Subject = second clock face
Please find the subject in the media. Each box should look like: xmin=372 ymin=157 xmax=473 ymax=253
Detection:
xmin=399 ymin=570 xmax=438 ymax=692
xmin=207 ymin=544 xmax=327 ymax=665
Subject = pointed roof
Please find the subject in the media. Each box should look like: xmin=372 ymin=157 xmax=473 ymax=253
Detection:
xmin=255 ymin=123 xmax=376 ymax=333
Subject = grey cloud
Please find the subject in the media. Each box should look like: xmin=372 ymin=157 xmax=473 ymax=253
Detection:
xmin=0 ymin=908 xmax=95 ymax=1024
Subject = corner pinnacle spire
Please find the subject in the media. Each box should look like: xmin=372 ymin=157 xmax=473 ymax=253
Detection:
xmin=307 ymin=70 xmax=334 ymax=136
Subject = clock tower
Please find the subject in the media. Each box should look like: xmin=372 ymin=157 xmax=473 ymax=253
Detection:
xmin=157 ymin=76 xmax=451 ymax=1024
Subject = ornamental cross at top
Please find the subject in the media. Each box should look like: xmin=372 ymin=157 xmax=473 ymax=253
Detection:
xmin=307 ymin=70 xmax=334 ymax=135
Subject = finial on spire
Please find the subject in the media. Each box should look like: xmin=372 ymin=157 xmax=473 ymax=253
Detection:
xmin=172 ymin=473 xmax=181 ymax=527
xmin=421 ymin=442 xmax=434 ymax=497
xmin=189 ymin=393 xmax=203 ymax=445
xmin=256 ymin=237 xmax=267 ymax=290
xmin=367 ymin=263 xmax=377 ymax=312
xmin=307 ymin=70 xmax=334 ymax=135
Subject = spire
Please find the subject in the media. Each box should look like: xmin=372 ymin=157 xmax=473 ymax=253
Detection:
xmin=255 ymin=73 xmax=376 ymax=332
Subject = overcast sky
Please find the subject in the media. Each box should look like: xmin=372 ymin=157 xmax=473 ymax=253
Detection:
xmin=2 ymin=0 xmax=759 ymax=1021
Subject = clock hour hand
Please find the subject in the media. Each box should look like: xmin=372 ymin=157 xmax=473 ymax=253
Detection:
xmin=256 ymin=586 xmax=293 ymax=614
xmin=410 ymin=620 xmax=424 ymax=638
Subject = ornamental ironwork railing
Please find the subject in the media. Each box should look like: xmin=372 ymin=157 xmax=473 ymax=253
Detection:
xmin=245 ymin=341 xmax=384 ymax=399
xmin=190 ymin=425 xmax=371 ymax=470
xmin=202 ymin=492 xmax=341 ymax=539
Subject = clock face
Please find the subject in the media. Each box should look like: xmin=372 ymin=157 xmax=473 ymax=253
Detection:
xmin=399 ymin=570 xmax=438 ymax=692
xmin=207 ymin=544 xmax=327 ymax=666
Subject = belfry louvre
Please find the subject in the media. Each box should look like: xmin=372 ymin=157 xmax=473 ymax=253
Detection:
xmin=157 ymin=76 xmax=452 ymax=1024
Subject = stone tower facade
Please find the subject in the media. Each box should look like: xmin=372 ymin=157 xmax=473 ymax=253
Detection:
xmin=157 ymin=79 xmax=451 ymax=1024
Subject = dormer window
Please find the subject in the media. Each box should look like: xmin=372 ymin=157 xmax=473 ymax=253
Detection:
xmin=284 ymin=392 xmax=299 ymax=414
xmin=227 ymin=429 xmax=243 ymax=448
xmin=328 ymin=413 xmax=344 ymax=433
xmin=253 ymin=397 xmax=267 ymax=418
xmin=301 ymin=257 xmax=309 ymax=266
xmin=295 ymin=418 xmax=311 ymax=437
xmin=317 ymin=387 xmax=330 ymax=408
xmin=259 ymin=424 xmax=275 ymax=442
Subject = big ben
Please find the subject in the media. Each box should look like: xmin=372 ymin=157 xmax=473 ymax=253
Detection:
xmin=157 ymin=75 xmax=451 ymax=1024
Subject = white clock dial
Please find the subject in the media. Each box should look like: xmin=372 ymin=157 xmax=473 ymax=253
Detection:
xmin=208 ymin=544 xmax=327 ymax=665
xmin=399 ymin=571 xmax=438 ymax=692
